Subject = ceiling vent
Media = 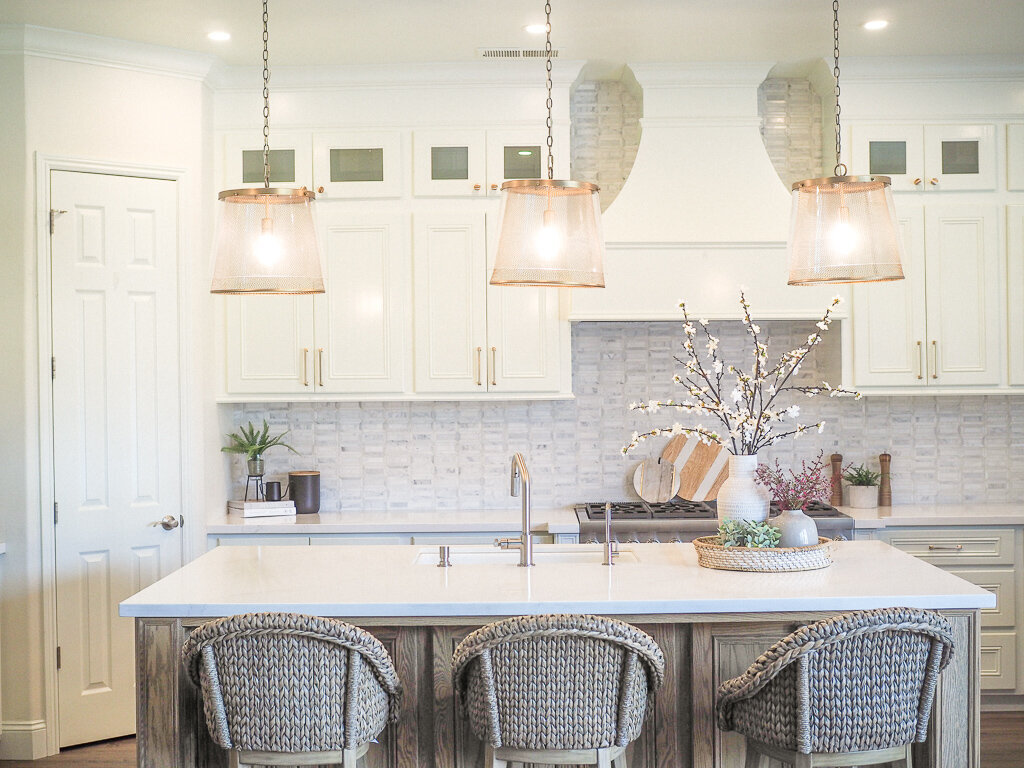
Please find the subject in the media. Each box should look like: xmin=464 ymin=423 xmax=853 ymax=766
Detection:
xmin=477 ymin=47 xmax=560 ymax=59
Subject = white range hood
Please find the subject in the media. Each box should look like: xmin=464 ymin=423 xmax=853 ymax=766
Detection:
xmin=571 ymin=63 xmax=848 ymax=321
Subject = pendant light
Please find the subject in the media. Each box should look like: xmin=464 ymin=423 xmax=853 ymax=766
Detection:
xmin=210 ymin=0 xmax=324 ymax=295
xmin=786 ymin=0 xmax=905 ymax=285
xmin=489 ymin=1 xmax=605 ymax=288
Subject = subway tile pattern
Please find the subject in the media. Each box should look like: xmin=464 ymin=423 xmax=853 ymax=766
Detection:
xmin=230 ymin=321 xmax=1024 ymax=510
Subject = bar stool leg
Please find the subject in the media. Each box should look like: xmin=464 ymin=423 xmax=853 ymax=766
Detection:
xmin=597 ymin=747 xmax=613 ymax=768
xmin=484 ymin=743 xmax=508 ymax=768
xmin=612 ymin=748 xmax=629 ymax=767
xmin=743 ymin=740 xmax=761 ymax=768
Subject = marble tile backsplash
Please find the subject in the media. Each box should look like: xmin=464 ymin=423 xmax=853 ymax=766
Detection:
xmin=230 ymin=321 xmax=1024 ymax=510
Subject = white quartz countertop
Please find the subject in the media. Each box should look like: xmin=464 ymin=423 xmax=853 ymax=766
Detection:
xmin=206 ymin=506 xmax=580 ymax=535
xmin=845 ymin=504 xmax=1024 ymax=528
xmin=120 ymin=540 xmax=994 ymax=619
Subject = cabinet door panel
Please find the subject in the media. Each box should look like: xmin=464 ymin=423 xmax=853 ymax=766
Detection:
xmin=1010 ymin=124 xmax=1024 ymax=191
xmin=312 ymin=130 xmax=403 ymax=198
xmin=1009 ymin=206 xmax=1024 ymax=385
xmin=924 ymin=206 xmax=1001 ymax=386
xmin=413 ymin=213 xmax=487 ymax=392
xmin=851 ymin=207 xmax=927 ymax=387
xmin=315 ymin=212 xmax=410 ymax=393
xmin=223 ymin=131 xmax=313 ymax=190
xmin=413 ymin=130 xmax=486 ymax=197
xmin=225 ymin=295 xmax=314 ymax=394
xmin=484 ymin=128 xmax=549 ymax=195
xmin=851 ymin=124 xmax=924 ymax=191
xmin=924 ymin=124 xmax=996 ymax=191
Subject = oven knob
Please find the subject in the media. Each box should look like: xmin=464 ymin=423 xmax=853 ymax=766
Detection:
xmin=627 ymin=534 xmax=641 ymax=544
xmin=670 ymin=535 xmax=683 ymax=544
xmin=649 ymin=534 xmax=660 ymax=544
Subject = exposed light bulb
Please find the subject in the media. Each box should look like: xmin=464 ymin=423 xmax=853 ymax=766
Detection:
xmin=828 ymin=208 xmax=858 ymax=257
xmin=535 ymin=208 xmax=563 ymax=262
xmin=254 ymin=217 xmax=281 ymax=266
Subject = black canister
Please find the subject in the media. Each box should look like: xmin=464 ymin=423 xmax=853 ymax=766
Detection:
xmin=287 ymin=471 xmax=321 ymax=515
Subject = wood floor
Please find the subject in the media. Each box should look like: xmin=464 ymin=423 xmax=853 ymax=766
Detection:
xmin=2 ymin=713 xmax=1022 ymax=766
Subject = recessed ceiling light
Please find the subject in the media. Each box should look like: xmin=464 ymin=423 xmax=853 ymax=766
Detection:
xmin=523 ymin=24 xmax=546 ymax=34
xmin=207 ymin=31 xmax=231 ymax=42
xmin=862 ymin=19 xmax=889 ymax=31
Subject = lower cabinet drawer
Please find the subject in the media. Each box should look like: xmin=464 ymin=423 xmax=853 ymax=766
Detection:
xmin=947 ymin=568 xmax=1017 ymax=628
xmin=980 ymin=631 xmax=1017 ymax=691
xmin=880 ymin=528 xmax=1015 ymax=566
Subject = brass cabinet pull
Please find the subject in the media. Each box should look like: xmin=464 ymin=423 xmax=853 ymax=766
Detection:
xmin=473 ymin=184 xmax=481 ymax=191
xmin=929 ymin=177 xmax=939 ymax=185
xmin=302 ymin=348 xmax=310 ymax=386
xmin=931 ymin=340 xmax=938 ymax=379
xmin=491 ymin=184 xmax=499 ymax=191
xmin=928 ymin=544 xmax=963 ymax=551
xmin=318 ymin=348 xmax=325 ymax=387
xmin=916 ymin=340 xmax=923 ymax=380
xmin=490 ymin=346 xmax=497 ymax=386
xmin=913 ymin=178 xmax=922 ymax=185
xmin=474 ymin=347 xmax=483 ymax=386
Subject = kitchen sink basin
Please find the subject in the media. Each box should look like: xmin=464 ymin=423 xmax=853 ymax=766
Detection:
xmin=413 ymin=545 xmax=638 ymax=566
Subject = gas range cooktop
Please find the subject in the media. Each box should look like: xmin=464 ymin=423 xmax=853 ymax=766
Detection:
xmin=575 ymin=499 xmax=846 ymax=521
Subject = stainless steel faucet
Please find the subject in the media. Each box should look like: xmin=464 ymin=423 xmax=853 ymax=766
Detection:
xmin=602 ymin=501 xmax=620 ymax=566
xmin=495 ymin=452 xmax=534 ymax=567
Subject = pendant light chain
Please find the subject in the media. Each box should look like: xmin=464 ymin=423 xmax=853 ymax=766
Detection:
xmin=544 ymin=1 xmax=554 ymax=180
xmin=832 ymin=0 xmax=846 ymax=176
xmin=261 ymin=0 xmax=271 ymax=189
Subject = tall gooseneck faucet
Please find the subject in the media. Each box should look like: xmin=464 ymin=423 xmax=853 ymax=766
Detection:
xmin=495 ymin=452 xmax=534 ymax=567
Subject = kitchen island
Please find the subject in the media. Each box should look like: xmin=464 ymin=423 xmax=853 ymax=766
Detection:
xmin=121 ymin=541 xmax=994 ymax=768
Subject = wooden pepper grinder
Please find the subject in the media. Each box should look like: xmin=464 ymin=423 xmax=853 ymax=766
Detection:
xmin=830 ymin=453 xmax=844 ymax=507
xmin=879 ymin=453 xmax=893 ymax=507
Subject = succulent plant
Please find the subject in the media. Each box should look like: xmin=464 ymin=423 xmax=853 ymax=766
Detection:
xmin=717 ymin=519 xmax=782 ymax=548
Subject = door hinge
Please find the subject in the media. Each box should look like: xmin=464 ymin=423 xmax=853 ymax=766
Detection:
xmin=51 ymin=356 xmax=56 ymax=380
xmin=49 ymin=208 xmax=67 ymax=236
xmin=54 ymin=501 xmax=58 ymax=524
xmin=56 ymin=646 xmax=61 ymax=670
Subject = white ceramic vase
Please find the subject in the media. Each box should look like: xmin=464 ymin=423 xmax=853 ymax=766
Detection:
xmin=777 ymin=508 xmax=819 ymax=548
xmin=848 ymin=484 xmax=879 ymax=509
xmin=716 ymin=454 xmax=770 ymax=525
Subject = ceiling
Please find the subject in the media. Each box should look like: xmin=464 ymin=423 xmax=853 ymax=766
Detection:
xmin=2 ymin=0 xmax=1023 ymax=79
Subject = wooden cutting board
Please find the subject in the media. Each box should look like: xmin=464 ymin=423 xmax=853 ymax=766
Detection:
xmin=632 ymin=458 xmax=680 ymax=503
xmin=662 ymin=435 xmax=730 ymax=501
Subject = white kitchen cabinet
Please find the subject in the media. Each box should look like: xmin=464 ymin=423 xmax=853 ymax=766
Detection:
xmin=225 ymin=212 xmax=411 ymax=395
xmin=1009 ymin=125 xmax=1024 ymax=191
xmin=850 ymin=204 xmax=1001 ymax=389
xmin=1008 ymin=206 xmax=1024 ymax=386
xmin=413 ymin=129 xmax=487 ymax=197
xmin=413 ymin=211 xmax=567 ymax=395
xmin=851 ymin=123 xmax=996 ymax=192
xmin=484 ymin=128 xmax=551 ymax=195
xmin=222 ymin=130 xmax=313 ymax=190
xmin=312 ymin=130 xmax=403 ymax=198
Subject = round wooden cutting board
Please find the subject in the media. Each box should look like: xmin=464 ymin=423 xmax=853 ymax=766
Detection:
xmin=632 ymin=458 xmax=680 ymax=503
xmin=661 ymin=435 xmax=730 ymax=501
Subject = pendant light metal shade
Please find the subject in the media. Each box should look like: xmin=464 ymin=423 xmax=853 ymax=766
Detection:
xmin=787 ymin=175 xmax=905 ymax=285
xmin=211 ymin=187 xmax=323 ymax=294
xmin=491 ymin=179 xmax=605 ymax=287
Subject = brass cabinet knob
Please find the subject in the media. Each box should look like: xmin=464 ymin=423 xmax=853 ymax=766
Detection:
xmin=473 ymin=184 xmax=481 ymax=191
xmin=929 ymin=177 xmax=939 ymax=185
xmin=317 ymin=186 xmax=324 ymax=193
xmin=913 ymin=178 xmax=922 ymax=185
xmin=491 ymin=184 xmax=499 ymax=191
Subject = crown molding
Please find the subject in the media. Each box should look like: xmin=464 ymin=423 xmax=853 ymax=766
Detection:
xmin=626 ymin=61 xmax=775 ymax=88
xmin=206 ymin=59 xmax=586 ymax=92
xmin=841 ymin=55 xmax=1024 ymax=83
xmin=0 ymin=24 xmax=215 ymax=81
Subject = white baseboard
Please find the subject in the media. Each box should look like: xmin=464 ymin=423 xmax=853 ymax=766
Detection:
xmin=0 ymin=719 xmax=50 ymax=760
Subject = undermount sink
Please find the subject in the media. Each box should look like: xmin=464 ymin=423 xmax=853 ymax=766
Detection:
xmin=413 ymin=545 xmax=639 ymax=566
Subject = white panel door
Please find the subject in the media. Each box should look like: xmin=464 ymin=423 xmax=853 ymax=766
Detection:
xmin=1008 ymin=206 xmax=1024 ymax=385
xmin=923 ymin=124 xmax=997 ymax=191
xmin=851 ymin=207 xmax=927 ymax=387
xmin=50 ymin=171 xmax=182 ymax=746
xmin=413 ymin=212 xmax=487 ymax=393
xmin=924 ymin=205 xmax=1001 ymax=386
xmin=485 ymin=213 xmax=565 ymax=393
xmin=314 ymin=211 xmax=410 ymax=393
xmin=225 ymin=296 xmax=315 ymax=394
xmin=850 ymin=124 xmax=924 ymax=192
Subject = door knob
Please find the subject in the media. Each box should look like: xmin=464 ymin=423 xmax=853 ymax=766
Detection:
xmin=149 ymin=515 xmax=180 ymax=531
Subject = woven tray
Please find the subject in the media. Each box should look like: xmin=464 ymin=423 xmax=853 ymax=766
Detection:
xmin=693 ymin=536 xmax=833 ymax=572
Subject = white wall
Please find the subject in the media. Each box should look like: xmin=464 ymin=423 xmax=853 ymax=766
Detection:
xmin=0 ymin=32 xmax=213 ymax=758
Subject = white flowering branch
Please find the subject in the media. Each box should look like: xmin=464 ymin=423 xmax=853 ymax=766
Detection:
xmin=623 ymin=292 xmax=861 ymax=456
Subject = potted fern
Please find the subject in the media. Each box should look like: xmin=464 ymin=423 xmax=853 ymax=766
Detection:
xmin=221 ymin=420 xmax=298 ymax=477
xmin=843 ymin=464 xmax=881 ymax=509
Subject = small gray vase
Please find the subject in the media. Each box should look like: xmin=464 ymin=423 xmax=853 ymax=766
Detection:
xmin=777 ymin=508 xmax=819 ymax=548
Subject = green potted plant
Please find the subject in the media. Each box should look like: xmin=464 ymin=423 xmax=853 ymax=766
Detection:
xmin=843 ymin=464 xmax=881 ymax=509
xmin=221 ymin=420 xmax=298 ymax=477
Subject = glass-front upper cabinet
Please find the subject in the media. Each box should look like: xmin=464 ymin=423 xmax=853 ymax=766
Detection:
xmin=413 ymin=130 xmax=487 ymax=196
xmin=223 ymin=131 xmax=313 ymax=190
xmin=851 ymin=123 xmax=995 ymax=192
xmin=484 ymin=129 xmax=548 ymax=195
xmin=312 ymin=131 xmax=403 ymax=198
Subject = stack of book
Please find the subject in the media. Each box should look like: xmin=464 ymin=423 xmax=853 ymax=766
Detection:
xmin=226 ymin=500 xmax=297 ymax=518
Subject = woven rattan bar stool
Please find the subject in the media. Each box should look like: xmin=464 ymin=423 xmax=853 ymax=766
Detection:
xmin=182 ymin=612 xmax=402 ymax=768
xmin=452 ymin=614 xmax=665 ymax=768
xmin=716 ymin=607 xmax=954 ymax=768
